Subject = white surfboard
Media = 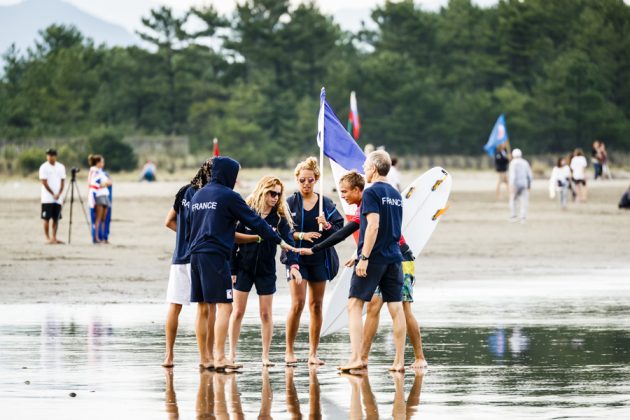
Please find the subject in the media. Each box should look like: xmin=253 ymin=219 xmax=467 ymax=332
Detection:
xmin=320 ymin=167 xmax=452 ymax=337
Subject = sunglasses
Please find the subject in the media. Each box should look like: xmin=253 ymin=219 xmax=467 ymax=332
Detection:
xmin=298 ymin=177 xmax=316 ymax=184
xmin=267 ymin=191 xmax=281 ymax=198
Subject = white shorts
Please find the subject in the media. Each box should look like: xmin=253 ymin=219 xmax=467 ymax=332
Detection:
xmin=166 ymin=263 xmax=191 ymax=305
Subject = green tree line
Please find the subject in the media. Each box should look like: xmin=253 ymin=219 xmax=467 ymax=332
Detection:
xmin=1 ymin=0 xmax=629 ymax=167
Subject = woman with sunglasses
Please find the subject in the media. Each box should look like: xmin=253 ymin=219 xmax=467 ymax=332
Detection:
xmin=285 ymin=157 xmax=344 ymax=365
xmin=228 ymin=176 xmax=301 ymax=367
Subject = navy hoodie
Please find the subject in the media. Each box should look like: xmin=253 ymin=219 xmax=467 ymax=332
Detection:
xmin=171 ymin=184 xmax=196 ymax=264
xmin=231 ymin=212 xmax=298 ymax=276
xmin=187 ymin=157 xmax=282 ymax=258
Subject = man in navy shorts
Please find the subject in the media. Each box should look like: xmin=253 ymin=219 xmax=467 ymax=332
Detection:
xmin=187 ymin=156 xmax=295 ymax=371
xmin=338 ymin=150 xmax=406 ymax=373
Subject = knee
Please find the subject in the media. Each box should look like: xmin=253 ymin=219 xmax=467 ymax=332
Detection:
xmin=291 ymin=299 xmax=305 ymax=313
xmin=260 ymin=310 xmax=272 ymax=323
xmin=232 ymin=307 xmax=245 ymax=320
xmin=309 ymin=300 xmax=323 ymax=316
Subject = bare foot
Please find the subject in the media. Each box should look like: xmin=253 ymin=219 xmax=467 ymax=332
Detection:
xmin=410 ymin=359 xmax=428 ymax=369
xmin=308 ymin=355 xmax=325 ymax=366
xmin=388 ymin=363 xmax=405 ymax=372
xmin=361 ymin=358 xmax=368 ymax=368
xmin=53 ymin=239 xmax=64 ymax=244
xmin=262 ymin=358 xmax=275 ymax=367
xmin=215 ymin=357 xmax=242 ymax=370
xmin=285 ymin=353 xmax=298 ymax=366
xmin=162 ymin=354 xmax=174 ymax=368
xmin=337 ymin=359 xmax=364 ymax=372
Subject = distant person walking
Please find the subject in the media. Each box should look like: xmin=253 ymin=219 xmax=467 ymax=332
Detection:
xmin=387 ymin=157 xmax=402 ymax=192
xmin=39 ymin=148 xmax=66 ymax=244
xmin=570 ymin=149 xmax=588 ymax=202
xmin=549 ymin=157 xmax=572 ymax=210
xmin=508 ymin=148 xmax=533 ymax=222
xmin=599 ymin=141 xmax=612 ymax=180
xmin=495 ymin=143 xmax=510 ymax=200
xmin=591 ymin=140 xmax=602 ymax=180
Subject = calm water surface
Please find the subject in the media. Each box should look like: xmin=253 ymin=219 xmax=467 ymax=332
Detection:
xmin=1 ymin=273 xmax=629 ymax=419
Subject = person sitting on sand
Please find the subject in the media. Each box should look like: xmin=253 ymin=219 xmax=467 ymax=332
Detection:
xmin=338 ymin=150 xmax=407 ymax=373
xmin=228 ymin=175 xmax=301 ymax=367
xmin=162 ymin=160 xmax=212 ymax=368
xmin=187 ymin=156 xmax=296 ymax=371
xmin=300 ymin=170 xmax=428 ymax=369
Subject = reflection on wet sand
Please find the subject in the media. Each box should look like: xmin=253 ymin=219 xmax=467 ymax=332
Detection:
xmin=194 ymin=369 xmax=245 ymax=419
xmin=285 ymin=365 xmax=323 ymax=419
xmin=164 ymin=368 xmax=179 ymax=419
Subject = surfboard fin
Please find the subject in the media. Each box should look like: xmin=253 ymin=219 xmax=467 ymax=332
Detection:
xmin=432 ymin=204 xmax=450 ymax=221
xmin=405 ymin=187 xmax=416 ymax=199
xmin=431 ymin=175 xmax=448 ymax=191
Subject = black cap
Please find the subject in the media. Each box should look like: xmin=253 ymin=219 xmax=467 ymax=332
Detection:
xmin=46 ymin=148 xmax=57 ymax=156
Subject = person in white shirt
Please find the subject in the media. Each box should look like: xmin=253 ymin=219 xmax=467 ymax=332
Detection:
xmin=508 ymin=148 xmax=533 ymax=222
xmin=570 ymin=149 xmax=588 ymax=202
xmin=549 ymin=157 xmax=572 ymax=210
xmin=387 ymin=157 xmax=402 ymax=192
xmin=39 ymin=148 xmax=66 ymax=244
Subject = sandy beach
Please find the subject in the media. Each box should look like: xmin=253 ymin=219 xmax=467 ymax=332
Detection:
xmin=0 ymin=169 xmax=628 ymax=304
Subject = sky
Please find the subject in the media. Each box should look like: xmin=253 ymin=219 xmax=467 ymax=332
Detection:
xmin=0 ymin=0 xmax=500 ymax=33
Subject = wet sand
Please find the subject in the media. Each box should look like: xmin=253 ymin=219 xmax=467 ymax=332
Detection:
xmin=1 ymin=169 xmax=629 ymax=419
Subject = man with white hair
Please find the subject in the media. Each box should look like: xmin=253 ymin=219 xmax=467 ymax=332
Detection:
xmin=338 ymin=150 xmax=407 ymax=373
xmin=508 ymin=148 xmax=533 ymax=222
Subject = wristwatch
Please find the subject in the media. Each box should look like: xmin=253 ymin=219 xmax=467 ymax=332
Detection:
xmin=359 ymin=254 xmax=369 ymax=261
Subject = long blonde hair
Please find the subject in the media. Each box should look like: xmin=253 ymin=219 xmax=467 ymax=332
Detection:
xmin=247 ymin=176 xmax=293 ymax=228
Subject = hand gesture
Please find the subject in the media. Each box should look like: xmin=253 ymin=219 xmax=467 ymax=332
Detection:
xmin=344 ymin=256 xmax=356 ymax=268
xmin=301 ymin=232 xmax=321 ymax=243
xmin=355 ymin=259 xmax=368 ymax=277
xmin=299 ymin=248 xmax=314 ymax=256
xmin=290 ymin=267 xmax=303 ymax=285
xmin=280 ymin=241 xmax=298 ymax=253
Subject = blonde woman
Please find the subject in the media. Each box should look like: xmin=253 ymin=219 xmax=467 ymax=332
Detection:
xmin=228 ymin=176 xmax=301 ymax=366
xmin=285 ymin=157 xmax=344 ymax=365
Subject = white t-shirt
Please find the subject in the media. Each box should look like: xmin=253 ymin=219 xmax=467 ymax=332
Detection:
xmin=387 ymin=166 xmax=401 ymax=191
xmin=39 ymin=161 xmax=66 ymax=204
xmin=570 ymin=155 xmax=588 ymax=180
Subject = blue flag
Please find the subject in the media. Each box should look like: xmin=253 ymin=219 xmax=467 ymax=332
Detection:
xmin=483 ymin=114 xmax=509 ymax=157
xmin=317 ymin=88 xmax=366 ymax=174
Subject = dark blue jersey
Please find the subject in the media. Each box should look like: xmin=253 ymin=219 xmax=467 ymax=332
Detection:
xmin=187 ymin=157 xmax=282 ymax=258
xmin=171 ymin=184 xmax=196 ymax=264
xmin=231 ymin=212 xmax=297 ymax=276
xmin=357 ymin=181 xmax=403 ymax=264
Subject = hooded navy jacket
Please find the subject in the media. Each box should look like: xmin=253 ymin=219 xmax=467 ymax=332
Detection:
xmin=187 ymin=157 xmax=282 ymax=258
xmin=231 ymin=212 xmax=298 ymax=276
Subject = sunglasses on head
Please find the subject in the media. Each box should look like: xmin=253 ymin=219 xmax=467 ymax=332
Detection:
xmin=267 ymin=191 xmax=281 ymax=198
xmin=299 ymin=177 xmax=316 ymax=184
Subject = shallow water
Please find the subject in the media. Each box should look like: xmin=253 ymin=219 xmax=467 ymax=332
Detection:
xmin=1 ymin=273 xmax=630 ymax=419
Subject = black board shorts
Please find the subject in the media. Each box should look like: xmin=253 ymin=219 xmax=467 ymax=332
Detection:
xmin=41 ymin=203 xmax=62 ymax=221
xmin=190 ymin=253 xmax=233 ymax=303
xmin=290 ymin=264 xmax=329 ymax=283
xmin=234 ymin=270 xmax=276 ymax=295
xmin=349 ymin=261 xmax=403 ymax=303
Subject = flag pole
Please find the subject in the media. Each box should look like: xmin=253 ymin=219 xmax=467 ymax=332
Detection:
xmin=318 ymin=87 xmax=326 ymax=231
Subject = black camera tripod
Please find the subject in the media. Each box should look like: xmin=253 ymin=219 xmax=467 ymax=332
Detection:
xmin=63 ymin=167 xmax=91 ymax=244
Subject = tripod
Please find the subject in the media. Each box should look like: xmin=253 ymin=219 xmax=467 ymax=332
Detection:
xmin=63 ymin=168 xmax=91 ymax=244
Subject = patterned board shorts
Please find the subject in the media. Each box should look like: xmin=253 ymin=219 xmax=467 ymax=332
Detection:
xmin=374 ymin=260 xmax=415 ymax=302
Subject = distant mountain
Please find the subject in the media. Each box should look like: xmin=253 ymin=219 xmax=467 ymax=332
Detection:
xmin=0 ymin=0 xmax=137 ymax=56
